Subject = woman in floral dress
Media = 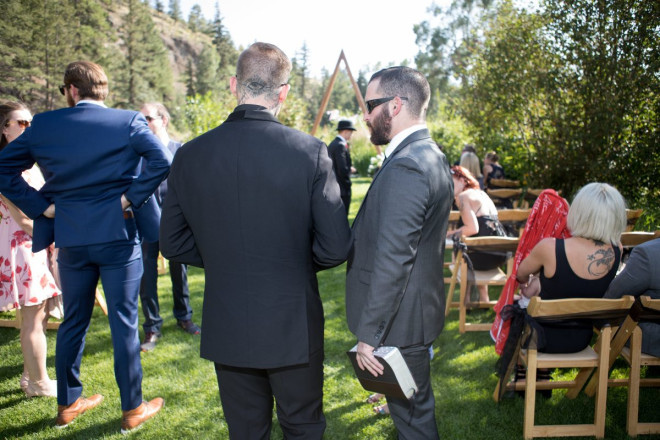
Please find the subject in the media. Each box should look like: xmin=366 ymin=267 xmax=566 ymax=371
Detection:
xmin=0 ymin=101 xmax=61 ymax=397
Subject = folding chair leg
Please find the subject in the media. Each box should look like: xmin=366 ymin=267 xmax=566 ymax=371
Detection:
xmin=458 ymin=266 xmax=468 ymax=334
xmin=523 ymin=350 xmax=537 ymax=440
xmin=627 ymin=327 xmax=642 ymax=437
xmin=445 ymin=263 xmax=458 ymax=317
xmin=593 ymin=326 xmax=611 ymax=439
xmin=585 ymin=317 xmax=637 ymax=397
xmin=95 ymin=289 xmax=108 ymax=316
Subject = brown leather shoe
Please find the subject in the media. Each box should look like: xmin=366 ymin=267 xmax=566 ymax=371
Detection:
xmin=55 ymin=394 xmax=104 ymax=428
xmin=120 ymin=397 xmax=164 ymax=434
xmin=140 ymin=332 xmax=161 ymax=352
xmin=177 ymin=319 xmax=200 ymax=335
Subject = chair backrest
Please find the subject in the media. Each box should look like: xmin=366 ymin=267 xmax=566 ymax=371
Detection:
xmin=620 ymin=232 xmax=657 ymax=248
xmin=489 ymin=178 xmax=520 ymax=188
xmin=626 ymin=209 xmax=644 ymax=231
xmin=640 ymin=295 xmax=660 ymax=313
xmin=462 ymin=236 xmax=520 ymax=253
xmin=527 ymin=295 xmax=635 ymax=321
xmin=487 ymin=188 xmax=524 ymax=209
xmin=497 ymin=208 xmax=531 ymax=237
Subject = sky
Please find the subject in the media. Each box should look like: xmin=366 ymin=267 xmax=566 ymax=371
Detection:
xmin=178 ymin=0 xmax=445 ymax=78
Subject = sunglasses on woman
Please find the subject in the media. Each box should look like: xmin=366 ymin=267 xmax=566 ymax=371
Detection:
xmin=6 ymin=119 xmax=31 ymax=129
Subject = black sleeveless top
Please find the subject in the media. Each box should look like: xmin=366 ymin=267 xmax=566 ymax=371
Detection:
xmin=538 ymin=239 xmax=621 ymax=353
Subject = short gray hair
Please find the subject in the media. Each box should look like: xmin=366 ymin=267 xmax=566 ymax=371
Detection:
xmin=567 ymin=182 xmax=627 ymax=244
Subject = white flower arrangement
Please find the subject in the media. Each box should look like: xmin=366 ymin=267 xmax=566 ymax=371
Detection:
xmin=367 ymin=153 xmax=384 ymax=177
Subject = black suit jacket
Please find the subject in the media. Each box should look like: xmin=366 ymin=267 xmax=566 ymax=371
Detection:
xmin=345 ymin=129 xmax=453 ymax=348
xmin=327 ymin=135 xmax=352 ymax=198
xmin=160 ymin=104 xmax=352 ymax=368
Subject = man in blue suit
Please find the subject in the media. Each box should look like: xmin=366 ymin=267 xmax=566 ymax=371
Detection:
xmin=0 ymin=61 xmax=169 ymax=433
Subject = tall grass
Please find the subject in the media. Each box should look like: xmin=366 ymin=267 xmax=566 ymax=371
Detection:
xmin=0 ymin=178 xmax=656 ymax=439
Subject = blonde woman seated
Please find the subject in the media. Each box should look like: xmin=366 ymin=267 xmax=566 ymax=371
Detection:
xmin=460 ymin=151 xmax=484 ymax=189
xmin=516 ymin=182 xmax=626 ymax=353
xmin=446 ymin=165 xmax=507 ymax=303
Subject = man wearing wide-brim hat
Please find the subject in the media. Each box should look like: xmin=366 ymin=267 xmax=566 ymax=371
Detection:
xmin=328 ymin=119 xmax=357 ymax=215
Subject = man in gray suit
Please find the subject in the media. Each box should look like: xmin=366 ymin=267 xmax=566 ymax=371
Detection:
xmin=345 ymin=66 xmax=453 ymax=439
xmin=605 ymin=238 xmax=660 ymax=357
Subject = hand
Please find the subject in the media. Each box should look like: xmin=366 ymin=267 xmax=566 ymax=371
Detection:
xmin=120 ymin=194 xmax=131 ymax=211
xmin=42 ymin=204 xmax=55 ymax=218
xmin=520 ymin=275 xmax=541 ymax=298
xmin=356 ymin=341 xmax=385 ymax=377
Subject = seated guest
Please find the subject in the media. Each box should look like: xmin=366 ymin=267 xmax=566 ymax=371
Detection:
xmin=604 ymin=238 xmax=660 ymax=357
xmin=483 ymin=151 xmax=505 ymax=189
xmin=460 ymin=151 xmax=484 ymax=189
xmin=446 ymin=165 xmax=507 ymax=303
xmin=516 ymin=182 xmax=627 ymax=353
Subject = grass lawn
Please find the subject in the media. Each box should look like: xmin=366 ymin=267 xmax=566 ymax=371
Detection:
xmin=0 ymin=177 xmax=657 ymax=439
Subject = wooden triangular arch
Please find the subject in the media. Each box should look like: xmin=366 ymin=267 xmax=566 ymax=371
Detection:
xmin=310 ymin=50 xmax=368 ymax=136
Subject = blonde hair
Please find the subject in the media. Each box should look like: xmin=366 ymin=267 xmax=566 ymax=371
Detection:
xmin=460 ymin=152 xmax=482 ymax=178
xmin=567 ymin=182 xmax=627 ymax=244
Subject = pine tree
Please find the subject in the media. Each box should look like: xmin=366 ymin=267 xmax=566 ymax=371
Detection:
xmin=210 ymin=2 xmax=238 ymax=78
xmin=188 ymin=4 xmax=204 ymax=32
xmin=195 ymin=44 xmax=220 ymax=96
xmin=168 ymin=0 xmax=181 ymax=21
xmin=119 ymin=0 xmax=174 ymax=107
xmin=185 ymin=58 xmax=196 ymax=97
xmin=154 ymin=0 xmax=164 ymax=13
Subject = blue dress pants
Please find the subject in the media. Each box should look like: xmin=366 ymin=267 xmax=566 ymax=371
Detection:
xmin=139 ymin=240 xmax=191 ymax=334
xmin=56 ymin=236 xmax=144 ymax=411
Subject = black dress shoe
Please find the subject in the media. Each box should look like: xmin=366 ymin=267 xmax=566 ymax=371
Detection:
xmin=141 ymin=332 xmax=161 ymax=352
xmin=177 ymin=319 xmax=200 ymax=335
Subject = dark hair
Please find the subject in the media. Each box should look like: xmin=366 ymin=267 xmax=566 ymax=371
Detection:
xmin=450 ymin=165 xmax=480 ymax=191
xmin=369 ymin=66 xmax=430 ymax=119
xmin=0 ymin=100 xmax=29 ymax=149
xmin=235 ymin=42 xmax=291 ymax=105
xmin=63 ymin=61 xmax=109 ymax=101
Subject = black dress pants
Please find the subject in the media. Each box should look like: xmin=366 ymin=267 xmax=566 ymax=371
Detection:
xmin=215 ymin=348 xmax=325 ymax=439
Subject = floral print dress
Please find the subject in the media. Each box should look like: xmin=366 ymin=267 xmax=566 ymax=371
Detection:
xmin=0 ymin=166 xmax=60 ymax=311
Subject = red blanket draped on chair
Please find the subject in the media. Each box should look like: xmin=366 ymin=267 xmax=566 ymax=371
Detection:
xmin=490 ymin=189 xmax=571 ymax=355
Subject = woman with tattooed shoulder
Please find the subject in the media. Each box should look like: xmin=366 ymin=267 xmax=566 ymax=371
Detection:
xmin=515 ymin=182 xmax=626 ymax=353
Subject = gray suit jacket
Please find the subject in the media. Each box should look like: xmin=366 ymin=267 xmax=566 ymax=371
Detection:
xmin=345 ymin=128 xmax=453 ymax=348
xmin=605 ymin=238 xmax=660 ymax=357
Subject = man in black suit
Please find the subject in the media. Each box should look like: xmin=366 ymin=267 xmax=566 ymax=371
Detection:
xmin=345 ymin=66 xmax=453 ymax=439
xmin=327 ymin=119 xmax=356 ymax=214
xmin=159 ymin=42 xmax=352 ymax=439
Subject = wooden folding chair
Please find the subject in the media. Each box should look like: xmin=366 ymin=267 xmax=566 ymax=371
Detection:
xmin=496 ymin=296 xmax=635 ymax=440
xmin=497 ymin=208 xmax=531 ymax=237
xmin=445 ymin=236 xmax=519 ymax=332
xmin=487 ymin=188 xmax=523 ymax=209
xmin=582 ymin=296 xmax=660 ymax=437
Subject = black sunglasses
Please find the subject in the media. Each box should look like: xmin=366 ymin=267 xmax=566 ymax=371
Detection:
xmin=58 ymin=84 xmax=70 ymax=96
xmin=144 ymin=115 xmax=161 ymax=122
xmin=365 ymin=96 xmax=408 ymax=114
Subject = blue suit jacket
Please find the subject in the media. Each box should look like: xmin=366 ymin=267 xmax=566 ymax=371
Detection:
xmin=137 ymin=139 xmax=182 ymax=243
xmin=0 ymin=102 xmax=171 ymax=251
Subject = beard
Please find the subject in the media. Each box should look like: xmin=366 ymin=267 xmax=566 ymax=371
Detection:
xmin=367 ymin=106 xmax=392 ymax=146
